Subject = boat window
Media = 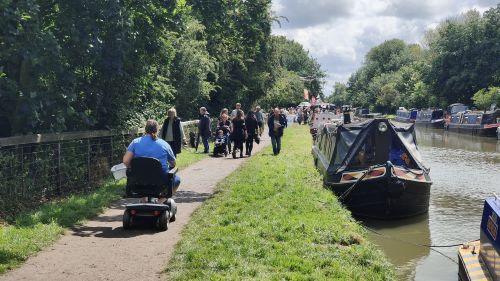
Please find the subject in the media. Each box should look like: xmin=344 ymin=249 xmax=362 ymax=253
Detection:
xmin=389 ymin=137 xmax=418 ymax=169
xmin=348 ymin=133 xmax=377 ymax=169
xmin=396 ymin=131 xmax=424 ymax=167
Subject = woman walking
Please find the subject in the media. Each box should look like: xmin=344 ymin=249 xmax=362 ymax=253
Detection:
xmin=161 ymin=108 xmax=185 ymax=157
xmin=231 ymin=109 xmax=246 ymax=158
xmin=245 ymin=111 xmax=259 ymax=156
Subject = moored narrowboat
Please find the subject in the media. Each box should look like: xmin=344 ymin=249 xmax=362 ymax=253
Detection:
xmin=312 ymin=118 xmax=432 ymax=219
xmin=446 ymin=109 xmax=500 ymax=137
xmin=458 ymin=196 xmax=499 ymax=281
xmin=395 ymin=107 xmax=418 ymax=123
xmin=415 ymin=108 xmax=445 ymax=128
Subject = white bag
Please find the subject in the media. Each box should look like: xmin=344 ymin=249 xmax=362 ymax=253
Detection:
xmin=110 ymin=163 xmax=127 ymax=180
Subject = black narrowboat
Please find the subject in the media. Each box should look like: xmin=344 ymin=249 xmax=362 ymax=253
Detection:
xmin=415 ymin=109 xmax=444 ymax=128
xmin=395 ymin=107 xmax=417 ymax=123
xmin=312 ymin=118 xmax=432 ymax=219
xmin=446 ymin=109 xmax=500 ymax=137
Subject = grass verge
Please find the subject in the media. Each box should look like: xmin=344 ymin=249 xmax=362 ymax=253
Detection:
xmin=167 ymin=126 xmax=395 ymax=280
xmin=176 ymin=148 xmax=208 ymax=170
xmin=0 ymin=147 xmax=206 ymax=274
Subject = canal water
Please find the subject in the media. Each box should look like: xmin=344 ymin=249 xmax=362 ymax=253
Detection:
xmin=362 ymin=128 xmax=500 ymax=281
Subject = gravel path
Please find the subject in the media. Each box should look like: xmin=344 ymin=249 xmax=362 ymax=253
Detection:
xmin=1 ymin=138 xmax=270 ymax=281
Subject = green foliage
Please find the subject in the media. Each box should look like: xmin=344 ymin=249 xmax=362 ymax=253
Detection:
xmin=167 ymin=126 xmax=394 ymax=280
xmin=257 ymin=36 xmax=326 ymax=109
xmin=425 ymin=7 xmax=500 ymax=105
xmin=472 ymin=87 xmax=500 ymax=110
xmin=2 ymin=0 xmax=319 ymax=135
xmin=339 ymin=4 xmax=499 ymax=113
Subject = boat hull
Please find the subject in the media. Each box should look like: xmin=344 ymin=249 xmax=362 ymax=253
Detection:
xmin=446 ymin=123 xmax=499 ymax=137
xmin=415 ymin=119 xmax=444 ymax=129
xmin=327 ymin=175 xmax=431 ymax=219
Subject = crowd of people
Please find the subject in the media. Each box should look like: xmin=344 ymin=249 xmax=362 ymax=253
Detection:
xmin=121 ymin=103 xmax=290 ymax=204
xmin=197 ymin=103 xmax=287 ymax=158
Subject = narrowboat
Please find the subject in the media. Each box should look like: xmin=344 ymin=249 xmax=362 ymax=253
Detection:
xmin=395 ymin=107 xmax=418 ymax=123
xmin=354 ymin=108 xmax=382 ymax=119
xmin=415 ymin=108 xmax=445 ymax=128
xmin=448 ymin=103 xmax=469 ymax=115
xmin=446 ymin=109 xmax=500 ymax=137
xmin=458 ymin=196 xmax=499 ymax=281
xmin=312 ymin=118 xmax=432 ymax=219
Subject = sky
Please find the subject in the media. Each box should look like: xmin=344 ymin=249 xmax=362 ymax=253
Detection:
xmin=271 ymin=0 xmax=498 ymax=94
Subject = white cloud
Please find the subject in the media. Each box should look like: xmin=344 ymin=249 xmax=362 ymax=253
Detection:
xmin=272 ymin=0 xmax=498 ymax=94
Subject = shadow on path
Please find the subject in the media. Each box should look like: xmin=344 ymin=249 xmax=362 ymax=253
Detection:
xmin=173 ymin=190 xmax=212 ymax=203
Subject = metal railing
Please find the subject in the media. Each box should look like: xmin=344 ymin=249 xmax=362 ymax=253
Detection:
xmin=0 ymin=121 xmax=200 ymax=218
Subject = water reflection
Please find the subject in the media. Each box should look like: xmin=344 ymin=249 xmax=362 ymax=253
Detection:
xmin=417 ymin=128 xmax=500 ymax=155
xmin=363 ymin=128 xmax=499 ymax=281
xmin=361 ymin=215 xmax=431 ymax=281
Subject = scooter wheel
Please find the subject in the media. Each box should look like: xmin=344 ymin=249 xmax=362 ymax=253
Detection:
xmin=166 ymin=198 xmax=177 ymax=223
xmin=123 ymin=210 xmax=132 ymax=230
xmin=156 ymin=211 xmax=169 ymax=231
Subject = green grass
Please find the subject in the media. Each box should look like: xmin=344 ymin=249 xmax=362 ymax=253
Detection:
xmin=176 ymin=148 xmax=208 ymax=170
xmin=0 ymin=180 xmax=124 ymax=273
xmin=167 ymin=126 xmax=395 ymax=280
xmin=0 ymin=147 xmax=206 ymax=274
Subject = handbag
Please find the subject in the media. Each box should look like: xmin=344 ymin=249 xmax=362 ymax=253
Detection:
xmin=254 ymin=134 xmax=260 ymax=144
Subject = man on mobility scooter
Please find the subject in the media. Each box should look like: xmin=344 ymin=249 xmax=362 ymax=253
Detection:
xmin=122 ymin=120 xmax=181 ymax=231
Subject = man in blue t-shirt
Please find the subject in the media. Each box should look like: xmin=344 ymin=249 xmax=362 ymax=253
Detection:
xmin=123 ymin=120 xmax=181 ymax=202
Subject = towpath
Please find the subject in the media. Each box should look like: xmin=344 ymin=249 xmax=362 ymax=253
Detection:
xmin=1 ymin=138 xmax=270 ymax=281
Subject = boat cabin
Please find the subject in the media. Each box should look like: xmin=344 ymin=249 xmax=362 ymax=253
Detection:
xmin=395 ymin=107 xmax=418 ymax=123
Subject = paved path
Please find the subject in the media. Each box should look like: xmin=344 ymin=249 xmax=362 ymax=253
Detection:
xmin=1 ymin=138 xmax=270 ymax=281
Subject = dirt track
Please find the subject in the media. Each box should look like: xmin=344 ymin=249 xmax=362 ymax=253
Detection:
xmin=1 ymin=138 xmax=270 ymax=281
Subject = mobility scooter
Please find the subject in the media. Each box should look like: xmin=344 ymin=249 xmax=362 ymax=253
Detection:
xmin=123 ymin=157 xmax=178 ymax=231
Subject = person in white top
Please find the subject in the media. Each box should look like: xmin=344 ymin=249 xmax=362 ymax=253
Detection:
xmin=230 ymin=103 xmax=244 ymax=119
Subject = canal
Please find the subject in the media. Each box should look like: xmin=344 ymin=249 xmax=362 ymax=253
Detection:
xmin=362 ymin=128 xmax=500 ymax=281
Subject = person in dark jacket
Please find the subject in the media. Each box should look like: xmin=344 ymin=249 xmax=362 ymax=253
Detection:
xmin=231 ymin=109 xmax=246 ymax=158
xmin=218 ymin=113 xmax=232 ymax=153
xmin=198 ymin=107 xmax=211 ymax=153
xmin=268 ymin=108 xmax=287 ymax=155
xmin=245 ymin=111 xmax=259 ymax=156
xmin=161 ymin=108 xmax=185 ymax=157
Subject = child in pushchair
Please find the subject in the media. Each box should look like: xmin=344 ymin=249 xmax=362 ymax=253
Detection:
xmin=213 ymin=129 xmax=228 ymax=157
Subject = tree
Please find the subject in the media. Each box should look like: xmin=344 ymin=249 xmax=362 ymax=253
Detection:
xmin=472 ymin=87 xmax=500 ymax=110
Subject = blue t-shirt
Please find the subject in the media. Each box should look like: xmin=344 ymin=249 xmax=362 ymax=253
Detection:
xmin=127 ymin=135 xmax=176 ymax=172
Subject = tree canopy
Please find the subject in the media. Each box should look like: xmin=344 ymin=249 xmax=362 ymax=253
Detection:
xmin=0 ymin=0 xmax=325 ymax=136
xmin=329 ymin=4 xmax=499 ymax=113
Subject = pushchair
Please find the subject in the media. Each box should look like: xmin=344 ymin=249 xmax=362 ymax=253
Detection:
xmin=123 ymin=157 xmax=178 ymax=231
xmin=213 ymin=134 xmax=228 ymax=157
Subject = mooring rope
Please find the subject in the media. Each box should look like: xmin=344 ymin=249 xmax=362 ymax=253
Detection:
xmin=362 ymin=225 xmax=475 ymax=265
xmin=338 ymin=166 xmax=375 ymax=202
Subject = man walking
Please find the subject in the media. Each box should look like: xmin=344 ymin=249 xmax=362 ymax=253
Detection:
xmin=198 ymin=107 xmax=211 ymax=153
xmin=230 ymin=103 xmax=244 ymax=119
xmin=255 ymin=106 xmax=264 ymax=136
xmin=268 ymin=108 xmax=287 ymax=155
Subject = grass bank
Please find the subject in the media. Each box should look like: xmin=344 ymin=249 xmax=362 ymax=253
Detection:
xmin=0 ymin=148 xmax=206 ymax=274
xmin=167 ymin=126 xmax=394 ymax=280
